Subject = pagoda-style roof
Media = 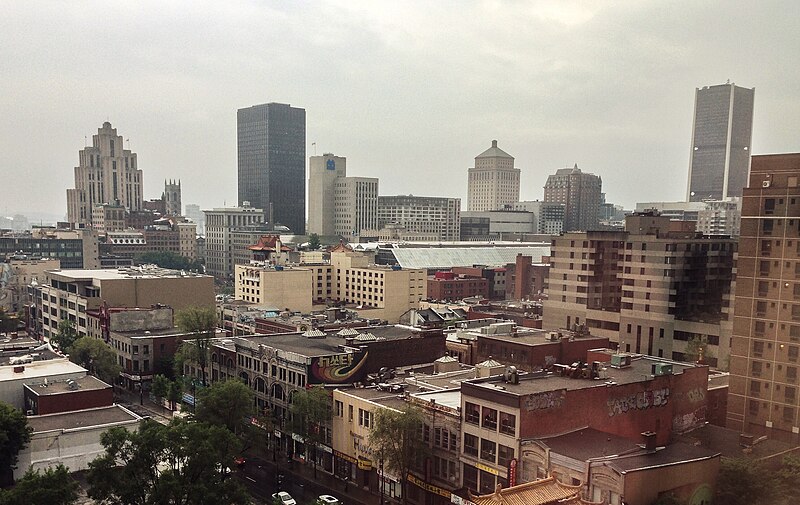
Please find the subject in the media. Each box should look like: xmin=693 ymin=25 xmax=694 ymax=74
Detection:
xmin=329 ymin=241 xmax=353 ymax=253
xmin=336 ymin=328 xmax=360 ymax=337
xmin=249 ymin=234 xmax=292 ymax=252
xmin=469 ymin=477 xmax=582 ymax=505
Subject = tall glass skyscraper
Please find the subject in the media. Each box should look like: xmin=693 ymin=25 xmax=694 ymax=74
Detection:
xmin=237 ymin=102 xmax=306 ymax=234
xmin=687 ymin=83 xmax=755 ymax=202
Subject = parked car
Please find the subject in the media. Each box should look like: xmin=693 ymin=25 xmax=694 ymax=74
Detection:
xmin=317 ymin=495 xmax=340 ymax=505
xmin=272 ymin=492 xmax=297 ymax=505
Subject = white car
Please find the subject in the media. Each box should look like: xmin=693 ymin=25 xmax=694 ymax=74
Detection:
xmin=318 ymin=495 xmax=340 ymax=505
xmin=273 ymin=492 xmax=297 ymax=505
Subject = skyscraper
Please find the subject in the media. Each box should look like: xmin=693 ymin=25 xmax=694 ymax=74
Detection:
xmin=237 ymin=103 xmax=306 ymax=234
xmin=727 ymin=153 xmax=800 ymax=441
xmin=308 ymin=153 xmax=347 ymax=236
xmin=467 ymin=140 xmax=520 ymax=211
xmin=687 ymin=82 xmax=755 ymax=202
xmin=67 ymin=122 xmax=144 ymax=227
xmin=543 ymin=165 xmax=602 ymax=232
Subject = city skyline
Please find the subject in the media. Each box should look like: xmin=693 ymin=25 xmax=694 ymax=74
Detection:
xmin=1 ymin=1 xmax=798 ymax=221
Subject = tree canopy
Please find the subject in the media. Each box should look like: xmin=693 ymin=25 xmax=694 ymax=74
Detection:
xmin=68 ymin=336 xmax=121 ymax=384
xmin=307 ymin=233 xmax=321 ymax=251
xmin=175 ymin=307 xmax=218 ymax=386
xmin=0 ymin=401 xmax=32 ymax=485
xmin=289 ymin=386 xmax=330 ymax=477
xmin=135 ymin=251 xmax=203 ymax=272
xmin=88 ymin=418 xmax=249 ymax=505
xmin=53 ymin=319 xmax=78 ymax=351
xmin=369 ymin=404 xmax=427 ymax=505
xmin=0 ymin=464 xmax=78 ymax=505
xmin=195 ymin=380 xmax=254 ymax=436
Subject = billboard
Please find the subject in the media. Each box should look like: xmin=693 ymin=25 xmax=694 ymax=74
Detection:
xmin=309 ymin=352 xmax=368 ymax=384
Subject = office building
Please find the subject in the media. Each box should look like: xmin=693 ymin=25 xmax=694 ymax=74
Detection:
xmin=543 ymin=165 xmax=602 ymax=232
xmin=467 ymin=140 xmax=520 ymax=211
xmin=378 ymin=195 xmax=461 ymax=242
xmin=308 ymin=154 xmax=378 ymax=239
xmin=543 ymin=213 xmax=736 ymax=366
xmin=184 ymin=204 xmax=205 ymax=234
xmin=509 ymin=201 xmax=565 ymax=235
xmin=67 ymin=122 xmax=144 ymax=227
xmin=237 ymin=102 xmax=306 ymax=234
xmin=203 ymin=203 xmax=265 ymax=281
xmin=727 ymin=153 xmax=800 ymax=440
xmin=687 ymin=82 xmax=755 ymax=202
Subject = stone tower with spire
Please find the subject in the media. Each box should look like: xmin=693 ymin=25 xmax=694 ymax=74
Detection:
xmin=163 ymin=179 xmax=182 ymax=216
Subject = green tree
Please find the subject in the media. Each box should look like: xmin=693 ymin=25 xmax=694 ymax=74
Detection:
xmin=369 ymin=404 xmax=428 ymax=505
xmin=308 ymin=233 xmax=321 ymax=251
xmin=67 ymin=337 xmax=122 ymax=384
xmin=195 ymin=380 xmax=254 ymax=437
xmin=53 ymin=319 xmax=78 ymax=351
xmin=176 ymin=307 xmax=218 ymax=386
xmin=0 ymin=402 xmax=32 ymax=486
xmin=685 ymin=335 xmax=714 ymax=364
xmin=0 ymin=464 xmax=78 ymax=505
xmin=289 ymin=386 xmax=330 ymax=478
xmin=87 ymin=418 xmax=249 ymax=505
xmin=0 ymin=309 xmax=18 ymax=334
xmin=152 ymin=374 xmax=170 ymax=404
xmin=135 ymin=251 xmax=203 ymax=272
xmin=716 ymin=457 xmax=777 ymax=505
xmin=168 ymin=380 xmax=184 ymax=411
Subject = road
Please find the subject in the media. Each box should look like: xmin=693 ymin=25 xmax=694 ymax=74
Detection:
xmin=235 ymin=456 xmax=373 ymax=505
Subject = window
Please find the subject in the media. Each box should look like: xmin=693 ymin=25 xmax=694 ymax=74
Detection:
xmin=335 ymin=400 xmax=344 ymax=417
xmin=786 ymin=386 xmax=796 ymax=403
xmin=480 ymin=439 xmax=496 ymax=463
xmin=465 ymin=402 xmax=480 ymax=425
xmin=753 ymin=341 xmax=764 ymax=357
xmin=499 ymin=412 xmax=516 ymax=436
xmin=751 ymin=361 xmax=763 ymax=377
xmin=790 ymin=346 xmax=799 ymax=363
xmin=357 ymin=408 xmax=371 ymax=428
xmin=751 ymin=380 xmax=761 ymax=396
xmin=348 ymin=405 xmax=354 ymax=422
xmin=482 ymin=407 xmax=498 ymax=430
xmin=464 ymin=434 xmax=478 ymax=457
xmin=756 ymin=301 xmax=767 ymax=317
xmin=749 ymin=400 xmax=759 ymax=415
xmin=788 ymin=366 xmax=797 ymax=382
xmin=498 ymin=445 xmax=515 ymax=467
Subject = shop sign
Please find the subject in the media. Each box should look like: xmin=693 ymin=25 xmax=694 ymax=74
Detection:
xmin=451 ymin=495 xmax=477 ymax=505
xmin=319 ymin=444 xmax=333 ymax=454
xmin=334 ymin=450 xmax=358 ymax=464
xmin=407 ymin=474 xmax=452 ymax=499
xmin=358 ymin=457 xmax=373 ymax=470
xmin=508 ymin=458 xmax=517 ymax=487
xmin=474 ymin=462 xmax=500 ymax=476
xmin=292 ymin=433 xmax=305 ymax=443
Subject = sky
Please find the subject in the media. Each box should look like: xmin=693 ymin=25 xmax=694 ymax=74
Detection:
xmin=1 ymin=0 xmax=798 ymax=222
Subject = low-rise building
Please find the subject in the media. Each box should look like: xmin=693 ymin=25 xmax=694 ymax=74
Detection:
xmin=427 ymin=271 xmax=489 ymax=302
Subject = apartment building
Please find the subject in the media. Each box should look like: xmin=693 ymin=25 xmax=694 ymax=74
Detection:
xmin=204 ymin=203 xmax=265 ymax=281
xmin=378 ymin=195 xmax=461 ymax=242
xmin=543 ymin=213 xmax=736 ymax=366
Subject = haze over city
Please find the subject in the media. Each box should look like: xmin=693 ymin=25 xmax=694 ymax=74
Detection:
xmin=1 ymin=0 xmax=798 ymax=221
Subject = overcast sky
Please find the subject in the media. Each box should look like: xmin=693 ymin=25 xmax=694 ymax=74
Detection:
xmin=1 ymin=0 xmax=798 ymax=222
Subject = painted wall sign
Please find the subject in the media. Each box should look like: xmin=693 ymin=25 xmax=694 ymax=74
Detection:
xmin=607 ymin=388 xmax=670 ymax=417
xmin=309 ymin=351 xmax=368 ymax=383
xmin=524 ymin=389 xmax=566 ymax=411
xmin=508 ymin=458 xmax=517 ymax=487
xmin=408 ymin=474 xmax=452 ymax=498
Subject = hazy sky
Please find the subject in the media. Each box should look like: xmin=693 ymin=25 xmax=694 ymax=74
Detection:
xmin=2 ymin=1 xmax=798 ymax=221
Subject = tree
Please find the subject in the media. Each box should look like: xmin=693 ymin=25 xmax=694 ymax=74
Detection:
xmin=289 ymin=386 xmax=330 ymax=478
xmin=87 ymin=418 xmax=250 ymax=505
xmin=685 ymin=335 xmax=714 ymax=364
xmin=135 ymin=251 xmax=203 ymax=272
xmin=53 ymin=319 xmax=78 ymax=351
xmin=168 ymin=380 xmax=184 ymax=411
xmin=0 ymin=464 xmax=78 ymax=505
xmin=68 ymin=337 xmax=122 ymax=384
xmin=175 ymin=307 xmax=218 ymax=386
xmin=308 ymin=233 xmax=321 ymax=251
xmin=152 ymin=374 xmax=170 ymax=404
xmin=715 ymin=457 xmax=777 ymax=505
xmin=0 ymin=402 xmax=32 ymax=486
xmin=369 ymin=404 xmax=428 ymax=505
xmin=195 ymin=380 xmax=254 ymax=437
xmin=0 ymin=309 xmax=18 ymax=334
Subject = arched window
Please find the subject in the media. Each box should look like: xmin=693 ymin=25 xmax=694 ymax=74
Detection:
xmin=239 ymin=371 xmax=250 ymax=385
xmin=255 ymin=377 xmax=266 ymax=393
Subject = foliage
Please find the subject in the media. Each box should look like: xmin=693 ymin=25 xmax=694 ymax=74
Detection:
xmin=135 ymin=251 xmax=203 ymax=272
xmin=175 ymin=307 xmax=218 ymax=386
xmin=684 ymin=335 xmax=714 ymax=364
xmin=195 ymin=380 xmax=254 ymax=437
xmin=0 ymin=309 xmax=18 ymax=334
xmin=53 ymin=319 xmax=78 ymax=351
xmin=369 ymin=404 xmax=428 ymax=505
xmin=289 ymin=386 xmax=330 ymax=477
xmin=67 ymin=337 xmax=122 ymax=384
xmin=0 ymin=401 xmax=32 ymax=482
xmin=307 ymin=233 xmax=321 ymax=251
xmin=715 ymin=458 xmax=776 ymax=505
xmin=152 ymin=374 xmax=170 ymax=401
xmin=0 ymin=464 xmax=78 ymax=505
xmin=87 ymin=418 xmax=249 ymax=505
xmin=168 ymin=380 xmax=184 ymax=410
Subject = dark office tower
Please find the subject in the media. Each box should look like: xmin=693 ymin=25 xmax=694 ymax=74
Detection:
xmin=687 ymin=83 xmax=755 ymax=202
xmin=237 ymin=103 xmax=306 ymax=234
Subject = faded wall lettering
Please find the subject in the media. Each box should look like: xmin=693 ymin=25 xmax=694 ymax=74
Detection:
xmin=525 ymin=390 xmax=566 ymax=411
xmin=606 ymin=388 xmax=670 ymax=417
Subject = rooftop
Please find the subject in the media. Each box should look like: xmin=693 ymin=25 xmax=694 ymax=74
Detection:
xmin=475 ymin=140 xmax=514 ymax=160
xmin=0 ymin=358 xmax=86 ymax=383
xmin=47 ymin=265 xmax=210 ymax=281
xmin=532 ymin=427 xmax=641 ymax=462
xmin=605 ymin=441 xmax=718 ymax=473
xmin=25 ymin=374 xmax=111 ymax=396
xmin=469 ymin=476 xmax=580 ymax=505
xmin=27 ymin=404 xmax=142 ymax=433
xmin=389 ymin=246 xmax=549 ymax=270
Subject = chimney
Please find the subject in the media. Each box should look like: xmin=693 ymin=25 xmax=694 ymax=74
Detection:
xmin=641 ymin=431 xmax=657 ymax=452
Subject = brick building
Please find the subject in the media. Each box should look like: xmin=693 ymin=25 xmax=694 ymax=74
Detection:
xmin=427 ymin=271 xmax=489 ymax=302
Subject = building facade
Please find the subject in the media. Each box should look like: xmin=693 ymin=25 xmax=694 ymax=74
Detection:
xmin=543 ymin=166 xmax=602 ymax=232
xmin=163 ymin=179 xmax=182 ymax=216
xmin=237 ymin=102 xmax=306 ymax=234
xmin=467 ymin=141 xmax=520 ymax=212
xmin=203 ymin=204 xmax=265 ymax=281
xmin=67 ymin=122 xmax=144 ymax=227
xmin=727 ymin=153 xmax=800 ymax=441
xmin=509 ymin=201 xmax=566 ymax=235
xmin=378 ymin=196 xmax=461 ymax=242
xmin=687 ymin=83 xmax=755 ymax=202
xmin=308 ymin=154 xmax=347 ymax=236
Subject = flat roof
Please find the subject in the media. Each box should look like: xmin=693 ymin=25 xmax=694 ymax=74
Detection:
xmin=389 ymin=246 xmax=550 ymax=270
xmin=47 ymin=266 xmax=210 ymax=281
xmin=27 ymin=404 xmax=141 ymax=433
xmin=606 ymin=442 xmax=718 ymax=473
xmin=535 ymin=427 xmax=640 ymax=461
xmin=412 ymin=389 xmax=462 ymax=410
xmin=25 ymin=375 xmax=110 ymax=396
xmin=464 ymin=355 xmax=701 ymax=396
xmin=0 ymin=359 xmax=86 ymax=382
